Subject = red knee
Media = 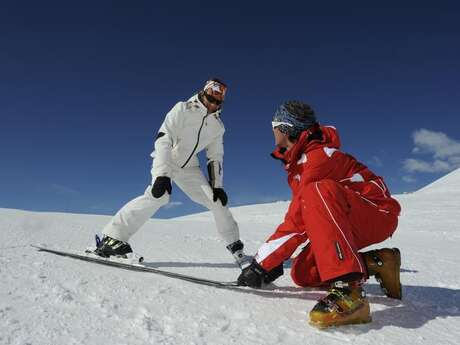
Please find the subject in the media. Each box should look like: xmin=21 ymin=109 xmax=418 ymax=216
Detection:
xmin=290 ymin=245 xmax=323 ymax=287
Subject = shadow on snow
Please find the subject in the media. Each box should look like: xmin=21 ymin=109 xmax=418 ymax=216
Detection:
xmin=252 ymin=283 xmax=460 ymax=333
xmin=100 ymin=258 xmax=456 ymax=331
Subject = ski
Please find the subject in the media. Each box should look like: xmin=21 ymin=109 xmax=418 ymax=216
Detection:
xmin=31 ymin=245 xmax=241 ymax=289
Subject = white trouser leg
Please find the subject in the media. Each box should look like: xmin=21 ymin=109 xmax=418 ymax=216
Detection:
xmin=174 ymin=166 xmax=240 ymax=246
xmin=102 ymin=185 xmax=169 ymax=242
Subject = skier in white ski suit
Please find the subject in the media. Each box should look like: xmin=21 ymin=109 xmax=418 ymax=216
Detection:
xmin=96 ymin=79 xmax=248 ymax=266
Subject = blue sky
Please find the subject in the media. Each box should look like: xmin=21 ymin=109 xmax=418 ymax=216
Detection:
xmin=1 ymin=1 xmax=460 ymax=218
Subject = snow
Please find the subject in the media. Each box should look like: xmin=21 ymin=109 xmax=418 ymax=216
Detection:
xmin=1 ymin=170 xmax=460 ymax=345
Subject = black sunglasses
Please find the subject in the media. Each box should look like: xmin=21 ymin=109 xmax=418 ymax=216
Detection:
xmin=204 ymin=92 xmax=224 ymax=106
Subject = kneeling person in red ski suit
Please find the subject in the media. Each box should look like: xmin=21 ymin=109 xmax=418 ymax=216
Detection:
xmin=237 ymin=101 xmax=402 ymax=328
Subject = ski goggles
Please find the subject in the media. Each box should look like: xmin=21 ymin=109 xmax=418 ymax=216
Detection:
xmin=271 ymin=121 xmax=294 ymax=129
xmin=204 ymin=80 xmax=227 ymax=95
xmin=204 ymin=92 xmax=224 ymax=106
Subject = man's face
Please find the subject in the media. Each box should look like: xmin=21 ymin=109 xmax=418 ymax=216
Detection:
xmin=202 ymin=88 xmax=225 ymax=113
xmin=273 ymin=127 xmax=289 ymax=148
xmin=273 ymin=127 xmax=297 ymax=149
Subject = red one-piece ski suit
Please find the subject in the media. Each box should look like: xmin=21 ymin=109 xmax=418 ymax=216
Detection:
xmin=254 ymin=126 xmax=401 ymax=286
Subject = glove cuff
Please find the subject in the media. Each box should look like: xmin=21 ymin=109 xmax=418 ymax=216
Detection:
xmin=207 ymin=160 xmax=223 ymax=188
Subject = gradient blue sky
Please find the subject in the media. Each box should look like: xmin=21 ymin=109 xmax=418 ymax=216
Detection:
xmin=1 ymin=1 xmax=460 ymax=218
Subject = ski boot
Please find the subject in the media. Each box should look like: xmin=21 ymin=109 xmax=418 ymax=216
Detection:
xmin=309 ymin=281 xmax=371 ymax=328
xmin=362 ymin=248 xmax=401 ymax=299
xmin=226 ymin=240 xmax=252 ymax=269
xmin=93 ymin=235 xmax=134 ymax=259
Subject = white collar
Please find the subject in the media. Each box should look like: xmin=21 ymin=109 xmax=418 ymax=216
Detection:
xmin=188 ymin=94 xmax=222 ymax=116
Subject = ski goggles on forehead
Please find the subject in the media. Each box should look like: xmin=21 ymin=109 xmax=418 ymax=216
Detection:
xmin=204 ymin=81 xmax=227 ymax=95
xmin=204 ymin=92 xmax=224 ymax=106
xmin=271 ymin=121 xmax=294 ymax=129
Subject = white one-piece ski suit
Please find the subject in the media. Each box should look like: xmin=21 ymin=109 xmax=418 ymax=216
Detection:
xmin=102 ymin=94 xmax=240 ymax=247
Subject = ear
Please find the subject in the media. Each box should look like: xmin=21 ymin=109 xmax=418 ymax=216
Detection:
xmin=287 ymin=135 xmax=298 ymax=145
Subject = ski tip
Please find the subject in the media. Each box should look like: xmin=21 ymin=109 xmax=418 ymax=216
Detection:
xmin=31 ymin=244 xmax=53 ymax=252
xmin=30 ymin=244 xmax=44 ymax=250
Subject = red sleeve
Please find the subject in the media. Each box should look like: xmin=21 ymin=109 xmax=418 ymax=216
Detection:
xmin=254 ymin=227 xmax=308 ymax=272
xmin=254 ymin=198 xmax=308 ymax=271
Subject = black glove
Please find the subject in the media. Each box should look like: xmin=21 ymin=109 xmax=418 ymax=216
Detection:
xmin=264 ymin=263 xmax=284 ymax=284
xmin=151 ymin=176 xmax=172 ymax=198
xmin=212 ymin=188 xmax=228 ymax=206
xmin=237 ymin=261 xmax=284 ymax=288
xmin=237 ymin=261 xmax=267 ymax=288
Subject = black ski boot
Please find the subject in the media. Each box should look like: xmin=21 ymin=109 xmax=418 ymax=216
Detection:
xmin=94 ymin=235 xmax=133 ymax=258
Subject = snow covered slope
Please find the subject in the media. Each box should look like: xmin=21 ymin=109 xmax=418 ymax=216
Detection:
xmin=417 ymin=167 xmax=460 ymax=195
xmin=1 ymin=171 xmax=460 ymax=345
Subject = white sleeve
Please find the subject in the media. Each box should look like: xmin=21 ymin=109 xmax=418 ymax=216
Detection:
xmin=206 ymin=134 xmax=224 ymax=188
xmin=151 ymin=102 xmax=183 ymax=178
